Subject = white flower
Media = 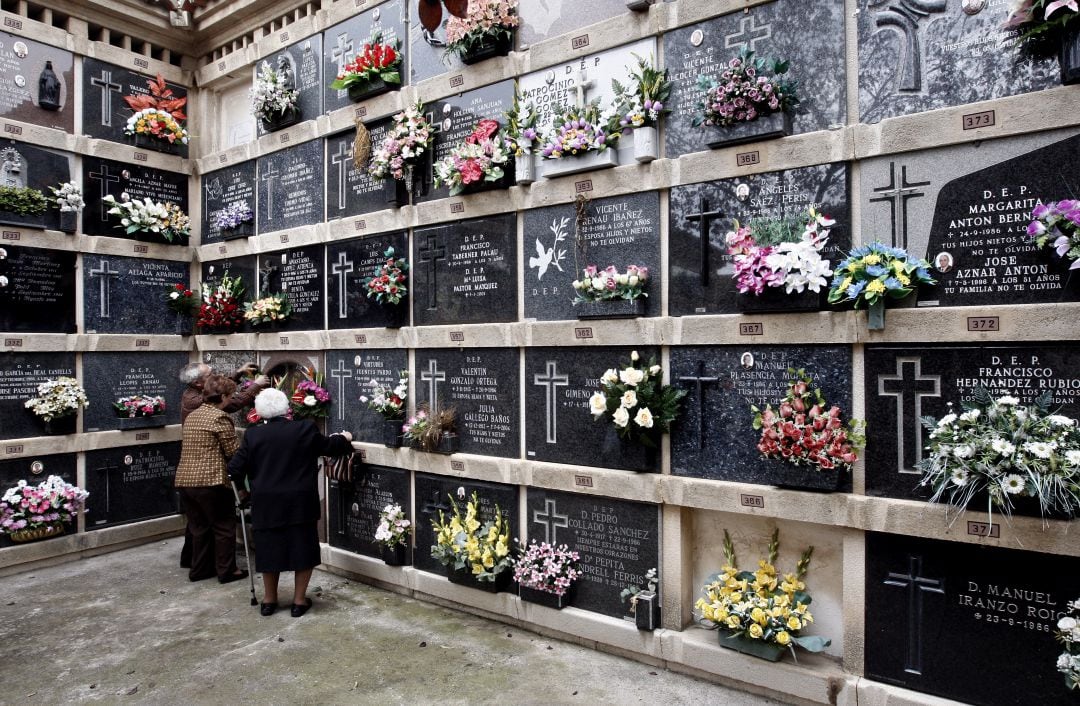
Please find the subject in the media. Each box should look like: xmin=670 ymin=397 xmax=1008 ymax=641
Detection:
xmin=950 ymin=468 xmax=970 ymax=487
xmin=1066 ymin=449 xmax=1080 ymax=466
xmin=953 ymin=444 xmax=975 ymax=459
xmin=959 ymin=409 xmax=981 ymax=422
xmin=1022 ymin=441 xmax=1053 ymax=459
xmin=937 ymin=413 xmax=958 ymax=427
xmin=1001 ymin=474 xmax=1027 ymax=495
xmin=601 ymin=368 xmax=619 ymax=385
xmin=169 ymin=291 xmax=180 ymax=300
xmin=649 ymin=365 xmax=661 ymax=375
xmin=1047 ymin=414 xmax=1076 ymax=427
xmin=588 ymin=392 xmax=608 ymax=416
xmin=996 ymin=395 xmax=1020 ymax=406
xmin=620 ymin=390 xmax=637 ymax=409
xmin=303 ymin=395 xmax=317 ymax=407
xmin=1060 ymin=617 xmax=1078 ymax=631
xmin=633 ymin=407 xmax=654 ymax=428
xmin=612 ymin=406 xmax=630 ymax=428
xmin=630 ymin=351 xmax=640 ymax=362
xmin=991 ymin=438 xmax=1016 ymax=456
xmin=619 ymin=367 xmax=645 ymax=386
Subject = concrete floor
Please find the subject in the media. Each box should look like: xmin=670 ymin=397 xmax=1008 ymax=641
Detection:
xmin=0 ymin=537 xmax=776 ymax=705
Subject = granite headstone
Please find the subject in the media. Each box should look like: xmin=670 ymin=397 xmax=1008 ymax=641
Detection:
xmin=201 ymin=348 xmax=259 ymax=428
xmin=0 ymin=453 xmax=77 ymax=547
xmin=256 ymin=245 xmax=325 ymax=331
xmin=0 ymin=30 xmax=74 ymax=131
xmin=84 ymin=442 xmax=180 ymax=529
xmin=81 ymin=156 xmax=188 ymax=240
xmin=0 ymin=244 xmax=76 ymax=333
xmin=325 ymin=121 xmax=404 ymax=217
xmin=327 ymin=464 xmax=411 ymax=557
xmin=322 ymin=0 xmax=407 ymax=113
xmin=0 ymin=139 xmax=71 ymax=230
xmin=81 ymin=352 xmax=187 ymax=432
xmin=326 ymin=232 xmax=409 ymax=329
xmin=324 ymin=348 xmax=408 ymax=440
xmin=201 ymin=160 xmax=257 ymax=243
xmin=82 ymin=58 xmax=189 ymax=157
xmin=84 ymin=254 xmax=189 ymax=334
xmin=256 ymin=35 xmax=322 ymax=136
xmin=256 ymin=139 xmax=324 ymax=234
xmin=0 ymin=353 xmax=75 ymax=440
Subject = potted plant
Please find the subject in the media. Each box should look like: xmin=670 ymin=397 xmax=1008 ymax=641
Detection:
xmin=164 ymin=282 xmax=197 ymax=335
xmin=0 ymin=185 xmax=48 ymax=227
xmin=827 ymin=242 xmax=935 ymax=330
xmin=540 ymin=103 xmax=621 ymax=179
xmin=0 ymin=475 xmax=88 ymax=543
xmin=696 ymin=529 xmax=830 ymax=662
xmin=363 ymin=246 xmax=409 ymax=327
xmin=329 ymin=30 xmax=403 ymax=102
xmin=212 ymin=201 xmax=254 ymax=240
xmin=403 ymin=406 xmax=459 ymax=454
xmin=572 ymin=264 xmax=649 ymax=319
xmin=620 ymin=567 xmax=660 ymax=630
xmin=48 ymin=181 xmax=83 ymax=234
xmin=434 ymin=119 xmax=515 ymax=195
xmin=503 ymin=87 xmax=540 ymax=184
xmin=751 ymin=369 xmax=864 ymax=492
xmin=1005 ymin=1 xmax=1080 ymax=84
xmin=252 ymin=59 xmax=300 ymax=132
xmin=374 ymin=503 xmax=412 ymax=566
xmin=918 ymin=388 xmax=1080 ymax=523
xmin=445 ymin=0 xmax=519 ymax=65
xmin=24 ymin=376 xmax=88 ymax=435
xmin=588 ymin=350 xmax=685 ymax=471
xmin=122 ymin=74 xmax=188 ymax=153
xmin=692 ymin=49 xmax=799 ymax=150
xmin=1027 ymin=198 xmax=1080 ymax=273
xmin=284 ymin=367 xmax=332 ymax=420
xmin=1056 ymin=596 xmax=1080 ymax=690
xmin=431 ymin=490 xmax=513 ymax=592
xmin=113 ymin=394 xmax=167 ymax=430
xmin=360 ymin=370 xmax=409 ymax=447
xmin=197 ymin=271 xmax=246 ymax=334
xmin=513 ymin=540 xmax=581 ymax=609
xmin=101 ymin=193 xmax=190 ymax=245
xmin=368 ymin=102 xmax=434 ymax=206
xmin=612 ymin=54 xmax=671 ymax=163
xmin=243 ymin=292 xmax=293 ymax=330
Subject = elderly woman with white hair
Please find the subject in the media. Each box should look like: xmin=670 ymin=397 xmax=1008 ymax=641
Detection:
xmin=228 ymin=388 xmax=353 ymax=617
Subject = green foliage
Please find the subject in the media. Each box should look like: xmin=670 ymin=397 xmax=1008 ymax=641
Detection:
xmin=0 ymin=186 xmax=48 ymax=215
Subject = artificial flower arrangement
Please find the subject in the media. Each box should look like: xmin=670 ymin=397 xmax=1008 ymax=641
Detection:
xmin=112 ymin=394 xmax=166 ymax=418
xmin=360 ymin=370 xmax=409 ymax=420
xmin=503 ymin=86 xmax=540 ymax=159
xmin=1005 ymin=0 xmax=1080 ymax=71
xmin=101 ymin=192 xmax=190 ymax=244
xmin=329 ymin=30 xmax=402 ymax=99
xmin=695 ymin=528 xmax=829 ymax=662
xmin=431 ymin=490 xmax=513 ymax=584
xmin=49 ymin=182 xmax=84 ymax=213
xmin=1027 ymin=199 xmax=1080 ymax=270
xmin=197 ymin=271 xmax=246 ymax=333
xmin=433 ymin=119 xmax=513 ymax=195
xmin=692 ymin=49 xmax=799 ymax=130
xmin=212 ymin=201 xmax=254 ymax=234
xmin=1056 ymin=596 xmax=1080 ymax=690
xmin=251 ymin=60 xmax=300 ymax=125
xmin=24 ymin=377 xmax=88 ymax=423
xmin=368 ymin=102 xmax=434 ymax=186
xmin=588 ymin=350 xmax=686 ymax=448
xmin=917 ymin=388 xmax=1080 ymax=521
xmin=375 ymin=503 xmax=412 ymax=549
xmin=364 ymin=246 xmax=409 ymax=306
xmin=243 ymin=292 xmax=293 ymax=327
xmin=827 ymin=242 xmax=935 ymax=328
xmin=612 ymin=54 xmax=671 ymax=131
xmin=122 ymin=74 xmax=188 ymax=147
xmin=402 ymin=405 xmax=458 ymax=453
xmin=620 ymin=566 xmax=659 ymax=612
xmin=513 ymin=540 xmax=581 ymax=607
xmin=726 ymin=208 xmax=835 ymax=305
xmin=0 ymin=186 xmax=48 ymax=215
xmin=165 ymin=283 xmax=198 ymax=316
xmin=444 ymin=0 xmax=519 ymax=64
xmin=539 ymin=103 xmax=620 ymax=160
xmin=283 ymin=366 xmax=331 ymax=420
xmin=0 ymin=476 xmax=88 ymax=542
xmin=572 ymin=264 xmax=650 ymax=304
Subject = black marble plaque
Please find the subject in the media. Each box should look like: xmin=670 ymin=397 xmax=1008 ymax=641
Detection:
xmin=84 ymin=442 xmax=180 ymax=529
xmin=325 ymin=121 xmax=404 ymax=217
xmin=256 ymin=35 xmax=322 ymax=137
xmin=0 ymin=353 xmax=76 ymax=440
xmin=668 ymin=165 xmax=851 ymax=316
xmin=328 ymin=464 xmax=411 ymax=557
xmin=83 ymin=254 xmax=189 ymax=334
xmin=81 ymin=352 xmax=187 ymax=432
xmin=414 ymin=348 xmax=519 ymax=459
xmin=413 ymin=473 xmax=518 ymax=576
xmin=524 ymin=192 xmax=661 ymax=321
xmin=524 ymin=488 xmax=659 ymax=619
xmin=82 ymin=58 xmax=189 ymax=157
xmin=864 ymin=343 xmax=1080 ymax=503
xmin=201 ymin=255 xmax=256 ymax=334
xmin=256 ymin=139 xmax=324 ymax=234
xmin=866 ymin=532 xmax=1078 ymax=706
xmin=325 ymin=348 xmax=408 ymax=440
xmin=0 ymin=244 xmax=75 ymax=333
xmin=0 ymin=139 xmax=71 ymax=230
xmin=0 ymin=453 xmax=77 ymax=548
xmin=257 ymin=245 xmax=325 ymax=331
xmin=857 ymin=0 xmax=1057 ymax=124
xmin=663 ymin=1 xmax=846 ymax=158
xmin=323 ymin=0 xmax=408 ymax=113
xmin=669 ymin=345 xmax=852 ymax=488
xmin=0 ymin=30 xmax=74 ymax=131
xmin=81 ymin=156 xmax=188 ymax=240
xmin=326 ymin=232 xmax=409 ymax=329
xmin=201 ymin=160 xmax=257 ymax=243
xmin=201 ymin=348 xmax=258 ymax=428
xmin=412 ymin=214 xmax=517 ymax=326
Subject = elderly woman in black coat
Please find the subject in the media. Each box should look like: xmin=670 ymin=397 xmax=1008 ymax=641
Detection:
xmin=228 ymin=388 xmax=353 ymax=617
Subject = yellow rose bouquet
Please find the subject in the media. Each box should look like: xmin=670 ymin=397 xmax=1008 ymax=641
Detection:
xmin=431 ymin=491 xmax=513 ymax=585
xmin=695 ymin=528 xmax=829 ymax=662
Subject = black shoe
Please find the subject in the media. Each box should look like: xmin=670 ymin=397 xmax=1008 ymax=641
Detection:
xmin=260 ymin=602 xmax=278 ymax=617
xmin=290 ymin=598 xmax=312 ymax=618
xmin=218 ymin=570 xmax=249 ymax=584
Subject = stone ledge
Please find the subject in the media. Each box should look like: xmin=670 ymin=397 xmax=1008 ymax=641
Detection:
xmin=855 ymin=678 xmax=965 ymax=706
xmin=0 ymin=118 xmax=79 ymax=153
xmin=83 ymin=41 xmax=191 ymax=85
xmin=856 ymin=303 xmax=1080 ymax=344
xmin=82 ymin=334 xmax=194 ymax=352
xmin=0 ymin=10 xmax=76 ymax=53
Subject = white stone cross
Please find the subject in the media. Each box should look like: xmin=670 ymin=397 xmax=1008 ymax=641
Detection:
xmin=420 ymin=359 xmax=446 ymax=413
xmin=331 ymin=251 xmax=354 ymax=320
xmin=89 ymin=259 xmax=120 ymax=319
xmin=565 ymin=69 xmax=595 ymax=111
xmin=329 ymin=359 xmax=353 ymax=421
xmin=533 ymin=360 xmax=568 ymax=444
xmin=330 ymin=141 xmax=353 ymax=211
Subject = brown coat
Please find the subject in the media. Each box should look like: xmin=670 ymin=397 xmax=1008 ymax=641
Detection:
xmin=174 ymin=404 xmax=240 ymax=488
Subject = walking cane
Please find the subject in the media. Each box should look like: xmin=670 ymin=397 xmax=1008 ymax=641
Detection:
xmin=231 ymin=480 xmax=258 ymax=607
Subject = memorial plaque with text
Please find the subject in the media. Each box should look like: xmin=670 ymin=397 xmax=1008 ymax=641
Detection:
xmin=328 ymin=465 xmax=410 ymax=557
xmin=82 ymin=58 xmax=188 ymax=157
xmin=257 ymin=139 xmax=324 ymax=234
xmin=0 ymin=30 xmax=74 ymax=131
xmin=525 ymin=488 xmax=659 ymax=619
xmin=257 ymin=35 xmax=323 ymax=137
xmin=0 ymin=140 xmax=71 ymax=230
xmin=0 ymin=245 xmax=75 ymax=333
xmin=413 ymin=474 xmax=517 ymax=575
xmin=0 ymin=453 xmax=76 ymax=548
xmin=81 ymin=156 xmax=188 ymax=240
xmin=81 ymin=352 xmax=187 ymax=432
xmin=326 ymin=232 xmax=409 ymax=329
xmin=325 ymin=348 xmax=408 ymax=441
xmin=0 ymin=353 xmax=75 ymax=440
xmin=325 ymin=121 xmax=401 ymax=217
xmin=202 ymin=256 xmax=257 ymax=334
xmin=201 ymin=160 xmax=257 ymax=243
xmin=84 ymin=442 xmax=180 ymax=529
xmin=84 ymin=254 xmax=189 ymax=334
xmin=322 ymin=0 xmax=407 ymax=113
xmin=202 ymin=348 xmax=258 ymax=428
xmin=257 ymin=245 xmax=325 ymax=331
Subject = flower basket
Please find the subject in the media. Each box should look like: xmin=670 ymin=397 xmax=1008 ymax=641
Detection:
xmin=520 ymin=584 xmax=575 ymax=610
xmin=1061 ymin=23 xmax=1080 ymax=85
xmin=41 ymin=415 xmax=77 ymax=436
xmin=382 ymin=418 xmax=404 ymax=448
xmin=601 ymin=427 xmax=658 ymax=473
xmin=773 ymin=465 xmax=843 ymax=493
xmin=382 ymin=543 xmax=410 ymax=566
xmin=542 ymin=149 xmax=619 ymax=179
xmin=448 ymin=565 xmax=512 ymax=593
xmin=459 ymin=158 xmax=516 ymax=195
xmin=118 ymin=415 xmax=167 ymax=430
xmin=348 ymin=77 xmax=397 ymax=103
xmin=704 ymin=111 xmax=792 ymax=150
xmin=459 ymin=32 xmax=513 ymax=65
xmin=736 ymin=287 xmax=819 ymax=314
xmin=634 ymin=590 xmax=661 ymax=630
xmin=58 ymin=210 xmax=77 ymax=234
xmin=633 ymin=126 xmax=659 ymax=163
xmin=384 ymin=178 xmax=409 ymax=208
xmin=8 ymin=523 xmax=65 ymax=544
xmin=718 ymin=632 xmax=787 ymax=662
xmin=262 ymin=106 xmax=300 ymax=133
xmin=220 ymin=221 xmax=253 ymax=240
xmin=133 ymin=132 xmax=179 ymax=154
xmin=575 ymin=298 xmax=645 ymax=320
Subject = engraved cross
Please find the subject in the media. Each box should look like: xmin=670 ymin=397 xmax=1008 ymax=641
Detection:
xmin=878 ymin=357 xmax=940 ymax=474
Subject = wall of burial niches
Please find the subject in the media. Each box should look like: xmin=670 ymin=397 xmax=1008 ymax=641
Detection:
xmin=4 ymin=0 xmax=1080 ymax=704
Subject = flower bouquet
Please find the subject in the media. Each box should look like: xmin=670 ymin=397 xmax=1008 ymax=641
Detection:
xmin=197 ymin=271 xmax=246 ymax=333
xmin=692 ymin=49 xmax=799 ymax=149
xmin=726 ymin=208 xmax=835 ymax=313
xmin=243 ymin=292 xmax=293 ymax=328
xmin=434 ymin=119 xmax=514 ymax=195
xmin=514 ymin=540 xmax=581 ymax=609
xmin=24 ymin=377 xmax=88 ymax=435
xmin=113 ymin=394 xmax=167 ymax=429
xmin=212 ymin=201 xmax=254 ymax=239
xmin=252 ymin=60 xmax=300 ymax=131
xmin=571 ymin=264 xmax=650 ymax=319
xmin=695 ymin=528 xmax=829 ymax=662
xmin=48 ymin=181 xmax=83 ymax=233
xmin=403 ymin=405 xmax=459 ymax=453
xmin=1056 ymin=596 xmax=1080 ymax=690
xmin=122 ymin=74 xmax=188 ymax=152
xmin=285 ymin=367 xmax=331 ymax=420
xmin=330 ymin=30 xmax=402 ymax=102
xmin=503 ymin=87 xmax=540 ymax=183
xmin=1027 ymin=199 xmax=1080 ymax=272
xmin=363 ymin=246 xmax=409 ymax=326
xmin=1005 ymin=0 xmax=1080 ymax=83
xmin=917 ymin=388 xmax=1080 ymax=522
xmin=445 ymin=0 xmax=519 ymax=65
xmin=368 ymin=102 xmax=434 ymax=204
xmin=431 ymin=490 xmax=513 ymax=591
xmin=620 ymin=567 xmax=660 ymax=630
xmin=0 ymin=476 xmax=88 ymax=543
xmin=375 ymin=503 xmax=412 ymax=565
xmin=827 ymin=242 xmax=935 ymax=330
xmin=751 ymin=369 xmax=864 ymax=491
xmin=612 ymin=54 xmax=671 ymax=162
xmin=101 ymin=193 xmax=190 ymax=245
xmin=540 ymin=103 xmax=621 ymax=178
xmin=360 ymin=370 xmax=409 ymax=447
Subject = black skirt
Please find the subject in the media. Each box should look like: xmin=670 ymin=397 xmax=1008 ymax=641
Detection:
xmin=253 ymin=522 xmax=320 ymax=573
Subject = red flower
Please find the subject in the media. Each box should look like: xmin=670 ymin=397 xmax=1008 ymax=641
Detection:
xmin=466 ymin=119 xmax=500 ymax=145
xmin=459 ymin=159 xmax=483 ymax=184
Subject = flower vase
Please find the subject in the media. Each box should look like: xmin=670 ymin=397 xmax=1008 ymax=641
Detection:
xmin=381 ymin=301 xmax=408 ymax=328
xmin=133 ymin=132 xmax=179 ymax=154
xmin=8 ymin=523 xmax=65 ymax=543
xmin=542 ymin=149 xmax=619 ymax=179
xmin=382 ymin=418 xmax=404 ymax=448
xmin=1061 ymin=24 xmax=1080 ymax=85
xmin=459 ymin=32 xmax=513 ymax=65
xmin=718 ymin=632 xmax=787 ymax=662
xmin=575 ymin=298 xmax=646 ymax=320
xmin=58 ymin=210 xmax=77 ymax=234
xmin=867 ymin=299 xmax=886 ymax=330
xmin=118 ymin=415 xmax=167 ymax=430
xmin=515 ymin=154 xmax=536 ymax=185
xmin=384 ymin=178 xmax=409 ymax=208
xmin=262 ymin=106 xmax=300 ymax=132
xmin=601 ymin=428 xmax=658 ymax=472
xmin=348 ymin=78 xmax=397 ymax=102
xmin=381 ymin=543 xmax=410 ymax=566
xmin=773 ymin=465 xmax=843 ymax=492
xmin=220 ymin=221 xmax=253 ymax=240
xmin=736 ymin=287 xmax=820 ymax=314
xmin=41 ymin=415 xmax=77 ymax=436
xmin=634 ymin=590 xmax=660 ymax=630
xmin=432 ymin=433 xmax=460 ymax=455
xmin=173 ymin=312 xmax=191 ymax=336
xmin=460 ymin=159 xmax=516 ymax=195
xmin=520 ymin=585 xmax=575 ymax=610
xmin=704 ymin=111 xmax=793 ymax=150
xmin=633 ymin=126 xmax=658 ymax=163
xmin=447 ymin=566 xmax=512 ymax=593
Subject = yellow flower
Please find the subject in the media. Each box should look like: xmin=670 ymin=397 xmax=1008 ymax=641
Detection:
xmin=729 ymin=591 xmax=743 ymax=604
xmin=750 ymin=607 xmax=768 ymax=625
xmin=786 ymin=615 xmax=802 ymax=631
xmin=862 ymin=253 xmax=881 ymax=265
xmin=890 ymin=259 xmax=905 ymax=274
xmin=866 ymin=279 xmax=886 ymax=295
xmin=748 ymin=623 xmax=764 ymax=639
xmin=725 ymin=615 xmax=741 ymax=629
xmin=471 ymin=562 xmax=484 ymax=574
xmin=775 ymin=630 xmax=791 ymax=646
xmin=466 ymin=516 xmax=480 ymax=533
xmin=482 ymin=551 xmax=494 ymax=568
xmin=896 ymin=272 xmax=911 ymax=286
xmin=495 ymin=539 xmax=508 ymax=557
